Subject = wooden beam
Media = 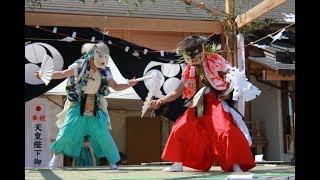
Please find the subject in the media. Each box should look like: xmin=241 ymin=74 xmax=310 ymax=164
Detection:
xmin=247 ymin=57 xmax=295 ymax=76
xmin=235 ymin=0 xmax=288 ymax=28
xmin=247 ymin=66 xmax=264 ymax=77
xmin=262 ymin=70 xmax=295 ymax=81
xmin=25 ymin=12 xmax=106 ymax=30
xmin=25 ymin=12 xmax=223 ymax=33
xmin=248 ymin=61 xmax=295 ymax=81
xmin=105 ymin=17 xmax=223 ymax=33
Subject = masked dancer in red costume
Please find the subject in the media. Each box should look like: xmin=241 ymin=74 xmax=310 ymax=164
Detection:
xmin=149 ymin=35 xmax=260 ymax=172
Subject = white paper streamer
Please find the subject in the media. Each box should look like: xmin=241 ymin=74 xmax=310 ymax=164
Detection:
xmin=237 ymin=33 xmax=245 ymax=115
xmin=52 ymin=27 xmax=57 ymax=33
xmin=225 ymin=67 xmax=261 ymax=102
xmin=72 ymin=31 xmax=77 ymax=38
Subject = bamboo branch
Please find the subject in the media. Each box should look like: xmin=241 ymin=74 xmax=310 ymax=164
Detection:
xmin=181 ymin=0 xmax=230 ymax=18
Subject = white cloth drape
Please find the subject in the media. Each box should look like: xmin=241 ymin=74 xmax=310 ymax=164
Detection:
xmin=221 ymin=101 xmax=252 ymax=146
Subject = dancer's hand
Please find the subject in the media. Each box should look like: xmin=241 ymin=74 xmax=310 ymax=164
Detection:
xmin=128 ymin=78 xmax=137 ymax=87
xmin=35 ymin=71 xmax=41 ymax=79
xmin=149 ymin=98 xmax=163 ymax=110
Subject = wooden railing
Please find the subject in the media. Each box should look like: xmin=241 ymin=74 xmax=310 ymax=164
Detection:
xmin=246 ymin=119 xmax=268 ymax=155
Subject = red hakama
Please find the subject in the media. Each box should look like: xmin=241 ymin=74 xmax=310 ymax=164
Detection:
xmin=161 ymin=91 xmax=256 ymax=172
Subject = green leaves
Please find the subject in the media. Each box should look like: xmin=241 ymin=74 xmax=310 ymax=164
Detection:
xmin=205 ymin=42 xmax=222 ymax=54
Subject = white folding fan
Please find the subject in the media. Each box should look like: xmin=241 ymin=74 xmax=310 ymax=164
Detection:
xmin=140 ymin=74 xmax=161 ymax=118
xmin=39 ymin=54 xmax=54 ymax=86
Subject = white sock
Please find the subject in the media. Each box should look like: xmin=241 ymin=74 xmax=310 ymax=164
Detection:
xmin=48 ymin=154 xmax=60 ymax=170
xmin=109 ymin=163 xmax=119 ymax=170
xmin=162 ymin=162 xmax=183 ymax=172
xmin=232 ymin=164 xmax=243 ymax=172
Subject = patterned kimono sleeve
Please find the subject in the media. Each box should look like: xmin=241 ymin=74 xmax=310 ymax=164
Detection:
xmin=203 ymin=53 xmax=230 ymax=91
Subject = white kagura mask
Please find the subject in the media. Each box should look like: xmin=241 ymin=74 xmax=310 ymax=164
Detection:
xmin=93 ymin=42 xmax=110 ymax=68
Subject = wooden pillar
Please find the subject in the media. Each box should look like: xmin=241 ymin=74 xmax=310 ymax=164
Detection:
xmin=224 ymin=0 xmax=237 ymax=66
xmin=290 ymin=90 xmax=295 ymax=164
xmin=225 ymin=0 xmax=234 ymax=17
